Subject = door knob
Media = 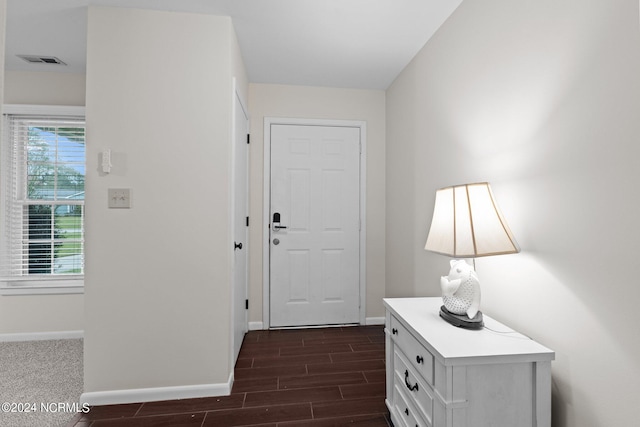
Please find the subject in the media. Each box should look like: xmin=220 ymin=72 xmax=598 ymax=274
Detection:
xmin=272 ymin=212 xmax=288 ymax=231
xmin=234 ymin=242 xmax=243 ymax=250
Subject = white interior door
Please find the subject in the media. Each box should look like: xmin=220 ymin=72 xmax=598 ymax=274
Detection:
xmin=232 ymin=90 xmax=249 ymax=362
xmin=270 ymin=124 xmax=361 ymax=327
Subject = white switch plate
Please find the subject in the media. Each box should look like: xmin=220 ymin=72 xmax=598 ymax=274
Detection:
xmin=108 ymin=188 xmax=131 ymax=208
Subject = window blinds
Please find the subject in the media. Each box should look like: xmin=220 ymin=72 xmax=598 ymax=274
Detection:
xmin=1 ymin=115 xmax=86 ymax=281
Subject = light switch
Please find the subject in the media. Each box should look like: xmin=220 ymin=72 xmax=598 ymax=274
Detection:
xmin=108 ymin=188 xmax=131 ymax=208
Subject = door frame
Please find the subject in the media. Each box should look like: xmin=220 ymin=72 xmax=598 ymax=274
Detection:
xmin=262 ymin=117 xmax=367 ymax=328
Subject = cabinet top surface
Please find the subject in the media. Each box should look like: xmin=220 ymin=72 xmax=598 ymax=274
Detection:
xmin=384 ymin=297 xmax=554 ymax=364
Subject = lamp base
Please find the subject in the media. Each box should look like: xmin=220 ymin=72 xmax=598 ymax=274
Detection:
xmin=439 ymin=305 xmax=484 ymax=330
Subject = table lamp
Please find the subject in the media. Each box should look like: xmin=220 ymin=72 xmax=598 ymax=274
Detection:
xmin=424 ymin=182 xmax=520 ymax=329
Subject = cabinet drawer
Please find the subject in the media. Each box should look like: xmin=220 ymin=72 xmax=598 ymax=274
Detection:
xmin=394 ymin=348 xmax=434 ymax=425
xmin=393 ymin=383 xmax=427 ymax=427
xmin=390 ymin=315 xmax=434 ymax=385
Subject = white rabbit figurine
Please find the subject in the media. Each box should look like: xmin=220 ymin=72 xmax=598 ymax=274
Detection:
xmin=440 ymin=260 xmax=481 ymax=319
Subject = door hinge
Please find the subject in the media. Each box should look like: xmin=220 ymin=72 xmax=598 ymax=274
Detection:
xmin=245 ymin=299 xmax=249 ymax=310
xmin=247 ymin=134 xmax=250 ymax=144
xmin=246 ymin=216 xmax=249 ymax=227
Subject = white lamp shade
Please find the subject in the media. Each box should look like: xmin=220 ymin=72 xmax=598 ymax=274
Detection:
xmin=425 ymin=182 xmax=520 ymax=257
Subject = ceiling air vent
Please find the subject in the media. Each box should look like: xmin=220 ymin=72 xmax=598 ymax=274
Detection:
xmin=17 ymin=55 xmax=67 ymax=66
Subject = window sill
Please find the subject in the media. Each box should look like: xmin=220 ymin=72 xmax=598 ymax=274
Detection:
xmin=0 ymin=280 xmax=84 ymax=296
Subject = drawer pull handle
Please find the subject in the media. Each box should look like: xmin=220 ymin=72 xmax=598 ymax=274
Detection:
xmin=416 ymin=355 xmax=424 ymax=364
xmin=404 ymin=369 xmax=419 ymax=392
xmin=392 ymin=328 xmax=398 ymax=335
xmin=405 ymin=407 xmax=409 ymax=416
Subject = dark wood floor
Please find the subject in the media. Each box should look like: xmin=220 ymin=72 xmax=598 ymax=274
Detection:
xmin=69 ymin=325 xmax=391 ymax=426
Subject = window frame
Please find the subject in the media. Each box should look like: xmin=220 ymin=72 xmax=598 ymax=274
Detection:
xmin=1 ymin=104 xmax=86 ymax=295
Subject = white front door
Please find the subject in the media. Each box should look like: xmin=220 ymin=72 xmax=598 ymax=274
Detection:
xmin=269 ymin=124 xmax=361 ymax=327
xmin=232 ymin=90 xmax=249 ymax=362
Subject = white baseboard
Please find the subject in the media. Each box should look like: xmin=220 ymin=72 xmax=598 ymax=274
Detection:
xmin=365 ymin=317 xmax=385 ymax=325
xmin=0 ymin=330 xmax=83 ymax=342
xmin=81 ymin=372 xmax=234 ymax=406
xmin=248 ymin=321 xmax=264 ymax=330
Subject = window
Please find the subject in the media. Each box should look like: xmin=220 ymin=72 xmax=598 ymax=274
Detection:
xmin=1 ymin=106 xmax=86 ymax=294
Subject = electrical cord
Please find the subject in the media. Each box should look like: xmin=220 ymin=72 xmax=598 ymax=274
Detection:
xmin=483 ymin=325 xmax=532 ymax=340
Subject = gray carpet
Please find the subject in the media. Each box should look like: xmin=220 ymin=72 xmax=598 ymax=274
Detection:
xmin=0 ymin=339 xmax=83 ymax=427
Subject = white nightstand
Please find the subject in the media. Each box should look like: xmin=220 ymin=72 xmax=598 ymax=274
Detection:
xmin=384 ymin=297 xmax=554 ymax=427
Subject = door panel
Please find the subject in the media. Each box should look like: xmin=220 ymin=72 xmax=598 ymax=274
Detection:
xmin=232 ymin=92 xmax=248 ymax=362
xmin=270 ymin=124 xmax=360 ymax=327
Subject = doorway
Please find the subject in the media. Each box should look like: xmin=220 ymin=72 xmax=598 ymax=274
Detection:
xmin=263 ymin=118 xmax=367 ymax=328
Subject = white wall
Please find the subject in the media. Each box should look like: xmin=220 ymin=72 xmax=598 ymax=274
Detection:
xmin=247 ymin=84 xmax=386 ymax=324
xmin=0 ymin=72 xmax=86 ymax=336
xmin=0 ymin=0 xmax=5 ymax=113
xmin=0 ymin=1 xmax=6 ymax=333
xmin=83 ymin=6 xmax=245 ymax=402
xmin=4 ymin=71 xmax=85 ymax=106
xmin=386 ymin=1 xmax=640 ymax=426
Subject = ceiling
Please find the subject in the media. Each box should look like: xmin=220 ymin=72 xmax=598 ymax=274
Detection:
xmin=4 ymin=0 xmax=462 ymax=90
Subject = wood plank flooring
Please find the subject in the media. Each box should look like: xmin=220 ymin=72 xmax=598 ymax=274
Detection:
xmin=69 ymin=325 xmax=391 ymax=426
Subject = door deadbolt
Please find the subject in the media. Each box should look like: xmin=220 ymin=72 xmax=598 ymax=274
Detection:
xmin=273 ymin=238 xmax=280 ymax=245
